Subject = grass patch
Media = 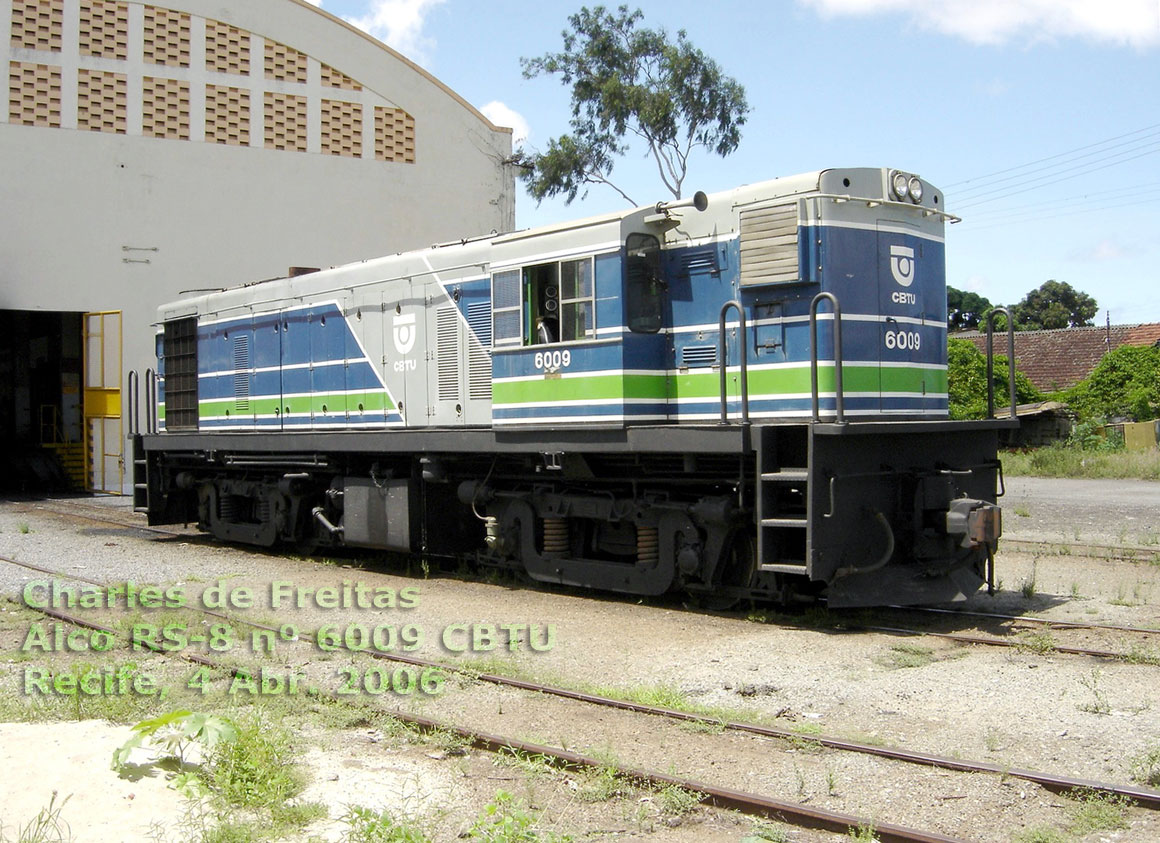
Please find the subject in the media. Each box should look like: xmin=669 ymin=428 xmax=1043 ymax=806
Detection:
xmin=1012 ymin=827 xmax=1067 ymax=843
xmin=874 ymin=643 xmax=965 ymax=671
xmin=1129 ymin=743 xmax=1160 ymax=787
xmin=1002 ymin=445 xmax=1160 ymax=480
xmin=654 ymin=784 xmax=701 ymax=819
xmin=1065 ymin=788 xmax=1130 ymax=836
xmin=1015 ymin=629 xmax=1057 ymax=655
xmin=466 ymin=790 xmax=566 ymax=842
xmin=0 ymin=791 xmax=72 ymax=843
xmin=340 ymin=805 xmax=430 ymax=843
xmin=582 ymin=681 xmax=752 ymax=726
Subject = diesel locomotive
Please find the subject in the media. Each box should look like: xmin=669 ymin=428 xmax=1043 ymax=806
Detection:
xmin=133 ymin=167 xmax=1009 ymax=607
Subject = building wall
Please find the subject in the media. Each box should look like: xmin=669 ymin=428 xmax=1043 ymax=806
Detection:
xmin=0 ymin=0 xmax=515 ymax=490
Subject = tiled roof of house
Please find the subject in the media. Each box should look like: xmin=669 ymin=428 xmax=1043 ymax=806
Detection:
xmin=955 ymin=323 xmax=1160 ymax=392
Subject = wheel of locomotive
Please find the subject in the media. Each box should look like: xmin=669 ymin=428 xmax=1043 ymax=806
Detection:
xmin=696 ymin=528 xmax=758 ymax=611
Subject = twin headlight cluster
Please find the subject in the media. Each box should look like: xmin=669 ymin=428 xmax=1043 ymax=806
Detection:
xmin=889 ymin=170 xmax=925 ymax=203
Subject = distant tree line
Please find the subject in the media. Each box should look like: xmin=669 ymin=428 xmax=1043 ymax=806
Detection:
xmin=946 ymin=278 xmax=1160 ymax=422
xmin=947 ymin=280 xmax=1098 ymax=332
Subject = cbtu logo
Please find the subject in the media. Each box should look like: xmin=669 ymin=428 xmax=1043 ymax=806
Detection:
xmin=393 ymin=312 xmax=417 ymax=355
xmin=889 ymin=245 xmax=916 ymax=288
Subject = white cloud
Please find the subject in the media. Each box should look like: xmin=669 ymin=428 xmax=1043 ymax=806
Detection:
xmin=799 ymin=0 xmax=1160 ymax=48
xmin=344 ymin=0 xmax=446 ymax=64
xmin=1069 ymin=239 xmax=1130 ymax=261
xmin=479 ymin=101 xmax=530 ymax=146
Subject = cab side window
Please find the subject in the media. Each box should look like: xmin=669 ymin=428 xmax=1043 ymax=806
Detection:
xmin=625 ymin=233 xmax=663 ymax=334
xmin=491 ymin=257 xmax=596 ymax=347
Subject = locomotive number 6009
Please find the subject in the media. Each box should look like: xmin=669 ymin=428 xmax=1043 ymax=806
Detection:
xmin=534 ymin=349 xmax=572 ymax=371
xmin=885 ymin=330 xmax=921 ymax=351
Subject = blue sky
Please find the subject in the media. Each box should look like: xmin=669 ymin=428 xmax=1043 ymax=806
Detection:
xmin=312 ymin=0 xmax=1160 ymax=325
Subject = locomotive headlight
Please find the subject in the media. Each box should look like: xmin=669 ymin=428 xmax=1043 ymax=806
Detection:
xmin=908 ymin=176 xmax=924 ymax=203
xmin=890 ymin=170 xmax=910 ymax=201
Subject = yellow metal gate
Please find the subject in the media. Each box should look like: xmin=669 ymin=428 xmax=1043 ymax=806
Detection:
xmin=84 ymin=311 xmax=123 ymax=493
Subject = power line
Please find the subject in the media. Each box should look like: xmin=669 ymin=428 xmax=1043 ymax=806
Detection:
xmin=955 ymin=193 xmax=1160 ymax=232
xmin=959 ymin=183 xmax=1160 ymax=224
xmin=944 ymin=123 xmax=1160 ymax=190
xmin=952 ymin=142 xmax=1160 ymax=209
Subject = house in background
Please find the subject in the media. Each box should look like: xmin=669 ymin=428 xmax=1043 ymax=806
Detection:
xmin=956 ymin=323 xmax=1160 ymax=393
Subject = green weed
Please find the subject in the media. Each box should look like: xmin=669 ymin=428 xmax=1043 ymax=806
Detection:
xmin=1077 ymin=670 xmax=1111 ymax=715
xmin=1065 ymin=788 xmax=1130 ymax=835
xmin=1129 ymin=743 xmax=1160 ymax=786
xmin=340 ymin=805 xmax=430 ymax=842
xmin=1015 ymin=629 xmax=1056 ymax=655
xmin=1012 ymin=827 xmax=1067 ymax=843
xmin=742 ymin=819 xmax=789 ymax=842
xmin=847 ymin=822 xmax=879 ymax=842
xmin=466 ymin=790 xmax=565 ymax=842
xmin=0 ymin=791 xmax=71 ymax=843
xmin=876 ymin=644 xmax=936 ymax=670
xmin=576 ymin=766 xmax=623 ymax=803
xmin=655 ymin=784 xmax=701 ymax=820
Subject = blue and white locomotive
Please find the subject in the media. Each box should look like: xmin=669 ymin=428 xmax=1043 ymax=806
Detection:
xmin=136 ymin=167 xmax=1006 ymax=607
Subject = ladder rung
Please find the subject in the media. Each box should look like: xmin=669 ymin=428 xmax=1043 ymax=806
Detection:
xmin=761 ymin=518 xmax=808 ymax=529
xmin=760 ymin=562 xmax=808 ymax=574
xmin=761 ymin=470 xmax=808 ymax=483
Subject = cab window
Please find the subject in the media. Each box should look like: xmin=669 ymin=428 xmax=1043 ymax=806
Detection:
xmin=625 ymin=233 xmax=663 ymax=333
xmin=491 ymin=257 xmax=595 ymax=346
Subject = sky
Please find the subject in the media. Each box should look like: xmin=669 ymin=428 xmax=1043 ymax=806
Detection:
xmin=309 ymin=0 xmax=1160 ymax=325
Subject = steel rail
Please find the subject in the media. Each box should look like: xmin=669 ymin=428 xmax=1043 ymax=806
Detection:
xmin=844 ymin=622 xmax=1139 ymax=661
xmin=1002 ymin=537 xmax=1160 ymax=562
xmin=899 ymin=605 xmax=1160 ymax=637
xmin=5 ymin=552 xmax=1160 ymax=811
xmin=1 ymin=569 xmax=958 ymax=842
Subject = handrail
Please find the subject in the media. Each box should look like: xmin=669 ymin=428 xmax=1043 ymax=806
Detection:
xmin=126 ymin=370 xmax=139 ymax=436
xmin=717 ymin=300 xmax=749 ymax=425
xmin=809 ymin=292 xmax=846 ymax=424
xmin=145 ymin=368 xmax=158 ymax=434
xmin=985 ymin=308 xmax=1017 ymax=420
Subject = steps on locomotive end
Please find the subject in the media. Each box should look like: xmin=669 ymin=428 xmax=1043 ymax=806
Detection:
xmin=755 ymin=466 xmax=810 ymax=576
xmin=131 ymin=435 xmax=149 ymax=513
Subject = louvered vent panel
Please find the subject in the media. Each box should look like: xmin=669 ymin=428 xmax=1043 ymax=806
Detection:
xmin=677 ymin=247 xmax=718 ymax=276
xmin=740 ymin=203 xmax=800 ymax=286
xmin=681 ymin=345 xmax=718 ymax=368
xmin=232 ymin=334 xmax=250 ymax=411
xmin=436 ymin=306 xmax=460 ymax=402
xmin=466 ymin=301 xmax=492 ymax=401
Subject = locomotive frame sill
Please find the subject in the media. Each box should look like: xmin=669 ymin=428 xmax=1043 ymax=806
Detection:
xmin=809 ymin=418 xmax=1018 ymax=436
xmin=140 ymin=424 xmax=752 ymax=456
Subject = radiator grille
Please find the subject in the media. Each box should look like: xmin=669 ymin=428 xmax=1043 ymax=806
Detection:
xmin=163 ymin=317 xmax=198 ymax=429
xmin=740 ymin=202 xmax=800 ymax=286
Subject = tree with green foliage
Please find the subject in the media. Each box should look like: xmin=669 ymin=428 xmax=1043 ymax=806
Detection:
xmin=947 ymin=286 xmax=992 ymax=331
xmin=1011 ymin=280 xmax=1098 ymax=330
xmin=519 ymin=5 xmax=749 ymax=205
xmin=947 ymin=338 xmax=1041 ymax=420
xmin=1066 ymin=344 xmax=1160 ymax=421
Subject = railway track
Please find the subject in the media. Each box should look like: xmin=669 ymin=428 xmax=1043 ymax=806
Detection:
xmin=3 ymin=550 xmax=1160 ymax=820
xmin=1 ymin=552 xmax=965 ymax=843
xmin=1002 ymin=537 xmax=1160 ymax=563
xmin=13 ymin=498 xmax=1160 ymax=664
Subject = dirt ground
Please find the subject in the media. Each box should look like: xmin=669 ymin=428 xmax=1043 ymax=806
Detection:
xmin=1 ymin=489 xmax=1159 ymax=841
